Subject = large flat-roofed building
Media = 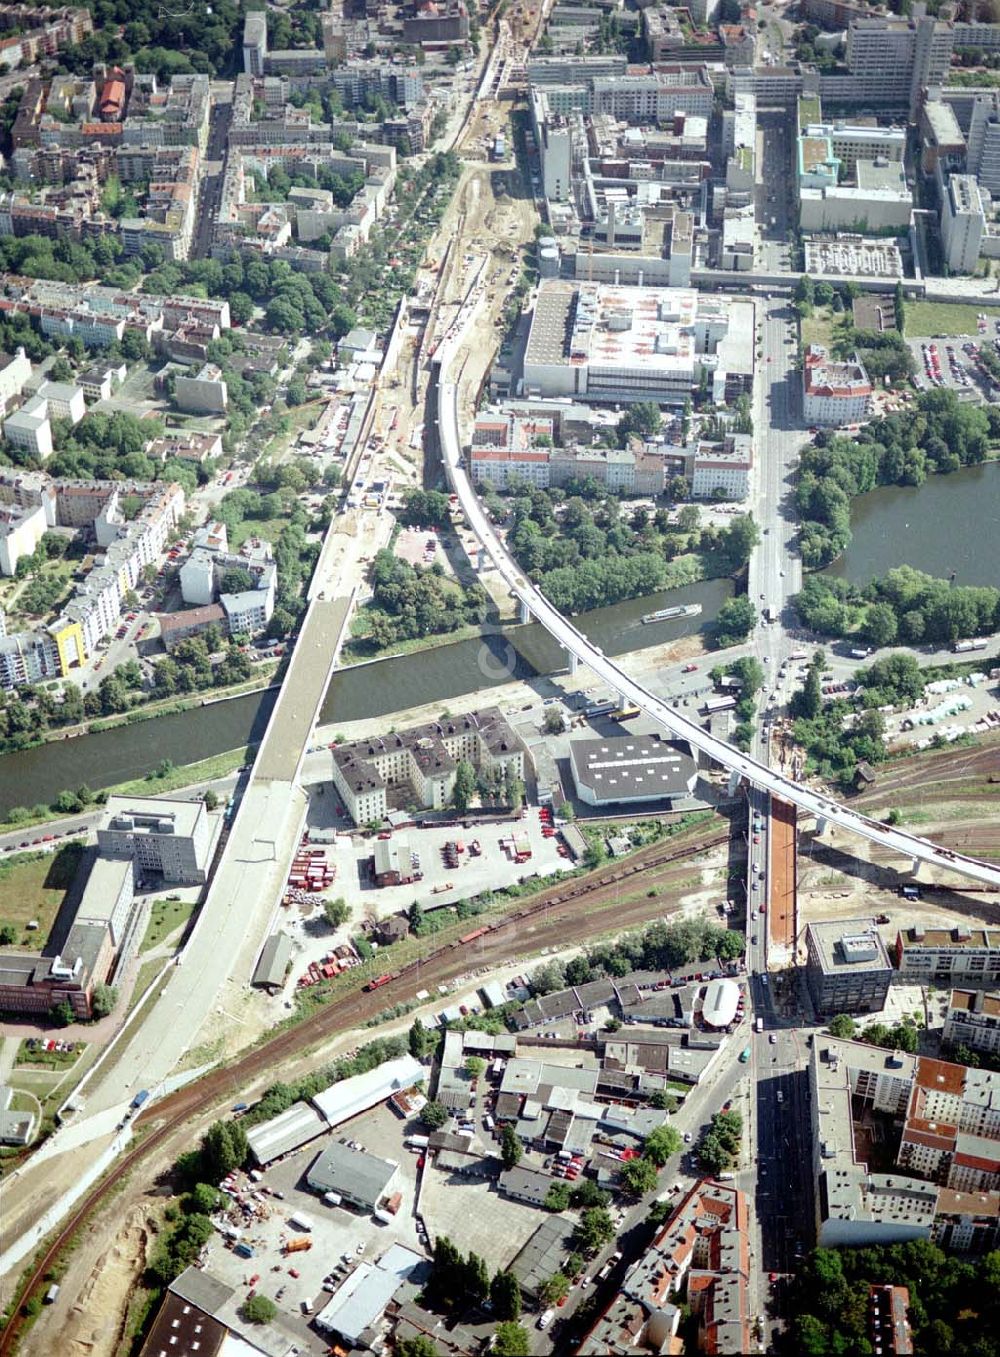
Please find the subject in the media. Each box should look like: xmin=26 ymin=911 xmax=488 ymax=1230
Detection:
xmin=522 ymin=281 xmax=754 ymax=409
xmin=570 ymin=733 xmax=698 ymax=808
xmin=331 ymin=708 xmax=526 ymax=826
xmin=97 ymin=794 xmax=212 ymax=884
xmin=306 ymin=1141 xmax=398 ymax=1212
xmin=811 ymin=1037 xmax=1000 ymax=1246
xmin=942 ymin=173 xmax=987 ymax=276
xmin=805 ymin=918 xmax=893 ymax=1014
xmin=579 ymin=1178 xmax=750 ymax=1355
xmin=944 ymin=989 xmax=1000 ymax=1057
xmin=895 ymin=925 xmax=1000 ymax=984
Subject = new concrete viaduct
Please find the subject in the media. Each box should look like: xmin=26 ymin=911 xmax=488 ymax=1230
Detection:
xmin=430 ymin=321 xmax=1000 ymax=890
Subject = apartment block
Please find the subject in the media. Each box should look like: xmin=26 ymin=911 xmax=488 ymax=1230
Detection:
xmin=97 ymin=795 xmax=212 ymax=884
xmin=174 ymin=363 xmax=228 ymax=415
xmin=0 ymin=347 xmax=32 ymax=417
xmin=331 ymin=709 xmax=527 ymax=826
xmin=896 ymin=925 xmax=1000 ymax=984
xmin=579 ymin=1179 xmax=750 ymax=1355
xmin=0 ymin=498 xmax=47 ymax=575
xmin=179 ymin=537 xmax=276 ymax=637
xmin=944 ymin=990 xmax=1000 ymax=1057
xmin=806 ymin=919 xmax=893 ymax=1014
xmin=2 ymin=395 xmax=52 ymax=459
xmin=469 ymin=413 xmax=555 ymax=488
xmin=811 ymin=1037 xmax=1000 ymax=1247
xmin=243 ymin=10 xmax=267 ymax=76
xmin=0 ymin=627 xmax=58 ymax=689
xmin=802 ymin=345 xmax=873 ymax=427
xmin=690 ymin=434 xmax=752 ymax=500
xmin=826 ymin=11 xmax=953 ymax=116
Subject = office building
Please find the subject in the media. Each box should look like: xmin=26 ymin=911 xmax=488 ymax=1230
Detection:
xmin=895 ymin=925 xmax=1000 ymax=984
xmin=523 ymin=281 xmax=754 ymax=409
xmin=690 ymin=434 xmax=752 ymax=500
xmin=800 ymin=157 xmax=912 ymax=233
xmin=570 ymin=734 xmax=698 ymax=809
xmin=97 ymin=794 xmax=213 ymax=884
xmin=331 ymin=708 xmax=526 ymax=826
xmin=805 ymin=919 xmax=893 ymax=1014
xmin=579 ymin=1179 xmax=750 ymax=1356
xmin=802 ymin=345 xmax=873 ymax=427
xmin=941 ymin=173 xmax=987 ymax=276
xmin=829 ymin=11 xmax=953 ymax=117
xmin=944 ymin=990 xmax=1000 ymax=1058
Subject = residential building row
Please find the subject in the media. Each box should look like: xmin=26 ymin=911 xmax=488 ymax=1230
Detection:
xmin=811 ymin=1036 xmax=1000 ymax=1250
xmin=0 ymin=4 xmax=92 ymax=72
xmin=0 ymin=471 xmax=185 ymax=688
xmin=178 ymin=521 xmax=277 ymax=638
xmin=802 ymin=344 xmax=873 ymax=427
xmin=469 ymin=402 xmax=753 ymax=500
xmin=579 ymin=1179 xmax=751 ymax=1356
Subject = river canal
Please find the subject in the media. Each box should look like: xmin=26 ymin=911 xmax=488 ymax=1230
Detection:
xmin=824 ymin=462 xmax=1000 ymax=588
xmin=0 ymin=576 xmax=732 ymax=817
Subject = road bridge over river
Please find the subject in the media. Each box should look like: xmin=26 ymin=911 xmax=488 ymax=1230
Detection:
xmin=431 ymin=318 xmax=1000 ymax=890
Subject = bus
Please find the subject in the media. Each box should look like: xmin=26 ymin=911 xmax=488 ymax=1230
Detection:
xmin=701 ymin=695 xmax=737 ymax=714
xmin=611 ymin=705 xmax=640 ymax=721
xmin=954 ymin=639 xmax=988 ymax=653
xmin=754 ymin=1016 xmax=764 ymax=1033
xmin=585 ymin=699 xmax=617 ymax=718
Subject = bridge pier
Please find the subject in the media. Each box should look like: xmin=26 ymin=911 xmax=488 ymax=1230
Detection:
xmin=518 ymin=599 xmax=531 ymax=625
xmin=476 ymin=546 xmax=486 ymax=572
xmin=727 ymin=769 xmax=741 ymax=798
xmin=910 ymin=857 xmax=923 ymax=880
xmin=567 ymin=651 xmax=579 ymax=676
xmin=815 ymin=816 xmax=828 ymax=837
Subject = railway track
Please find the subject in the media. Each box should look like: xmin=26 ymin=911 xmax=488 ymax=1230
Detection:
xmin=0 ymin=820 xmax=730 ymax=1354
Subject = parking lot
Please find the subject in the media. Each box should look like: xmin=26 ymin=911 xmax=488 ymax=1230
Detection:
xmin=909 ymin=317 xmax=1000 ymax=400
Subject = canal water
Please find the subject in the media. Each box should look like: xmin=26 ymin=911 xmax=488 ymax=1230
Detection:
xmin=0 ymin=576 xmax=732 ymax=818
xmin=824 ymin=462 xmax=1000 ymax=589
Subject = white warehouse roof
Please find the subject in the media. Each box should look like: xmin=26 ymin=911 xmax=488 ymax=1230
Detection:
xmin=701 ymin=978 xmax=740 ymax=1029
xmin=311 ymin=1054 xmax=424 ymax=1129
xmin=246 ymin=1100 xmax=327 ymax=1166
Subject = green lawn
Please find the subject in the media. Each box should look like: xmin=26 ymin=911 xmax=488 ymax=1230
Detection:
xmin=903 ymin=300 xmax=1000 ymax=339
xmin=140 ymin=894 xmax=196 ymax=953
xmin=228 ymin=514 xmax=293 ymax=549
xmin=0 ymin=843 xmax=85 ymax=945
xmin=800 ymin=306 xmax=853 ymax=355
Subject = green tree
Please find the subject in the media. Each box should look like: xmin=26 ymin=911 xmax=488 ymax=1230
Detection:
xmin=0 ymin=924 xmax=17 ymax=945
xmin=698 ymin=1133 xmax=732 ymax=1175
xmin=538 ymin=1272 xmax=570 ymax=1306
xmin=465 ymin=1251 xmax=491 ymax=1305
xmin=712 ymin=596 xmax=756 ymax=647
xmin=570 ymin=1179 xmax=610 ymax=1209
xmin=201 ymin=1119 xmax=248 ymax=1179
xmin=420 ymin=1100 xmax=448 ymax=1130
xmin=396 ymin=1338 xmax=441 ymax=1357
xmin=643 ymin=1124 xmax=682 ymax=1167
xmin=242 ymin=1295 xmax=277 ymax=1324
xmin=90 ymin=983 xmax=119 ymax=1019
xmin=50 ymin=1000 xmax=74 ymax=1027
xmin=500 ymin=1124 xmax=522 ymax=1170
xmin=464 ymin=1055 xmax=487 ymax=1080
xmin=620 ymin=1156 xmax=659 ymax=1196
xmin=409 ymin=1017 xmax=436 ymax=1060
xmin=493 ymin=1322 xmax=530 ymax=1357
xmin=187 ymin=1182 xmax=222 ymax=1214
xmin=323 ymin=897 xmax=350 ymax=928
xmin=544 ymin=1180 xmax=573 ymax=1212
xmin=202 ymin=788 xmax=219 ymax=811
xmin=650 ymin=1090 xmax=679 ymax=1113
xmin=452 ymin=758 xmax=477 ymax=813
xmin=490 ymin=1269 xmax=522 ymax=1320
xmin=828 ymin=1013 xmax=857 ymax=1039
xmin=573 ymin=1206 xmax=615 ymax=1256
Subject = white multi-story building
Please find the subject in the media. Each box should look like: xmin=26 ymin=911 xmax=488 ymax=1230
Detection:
xmin=243 ymin=10 xmax=266 ymax=76
xmin=97 ymin=795 xmax=213 ymax=884
xmin=0 ymin=500 xmax=48 ymax=575
xmin=3 ymin=395 xmax=52 ymax=460
xmin=895 ymin=925 xmax=1000 ymax=984
xmin=811 ymin=1037 xmax=1000 ymax=1246
xmin=691 ymin=435 xmax=753 ymax=500
xmin=944 ymin=989 xmax=1000 ymax=1057
xmin=469 ymin=413 xmax=555 ymax=489
xmin=802 ymin=345 xmax=872 ymax=426
xmin=36 ymin=380 xmax=85 ymax=425
xmin=0 ymin=348 xmax=32 ymax=418
xmin=941 ymin=173 xmax=987 ymax=275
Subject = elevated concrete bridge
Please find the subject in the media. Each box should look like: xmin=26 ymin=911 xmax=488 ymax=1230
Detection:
xmin=431 ymin=316 xmax=1000 ymax=890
